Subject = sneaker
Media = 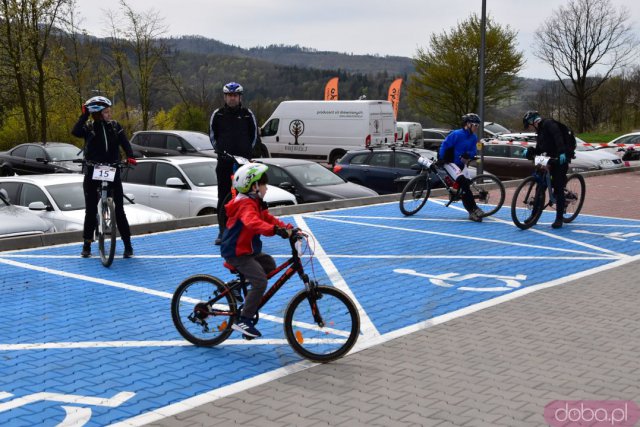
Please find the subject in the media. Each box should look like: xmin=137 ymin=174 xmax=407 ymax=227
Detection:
xmin=214 ymin=232 xmax=222 ymax=246
xmin=232 ymin=316 xmax=261 ymax=338
xmin=81 ymin=241 xmax=91 ymax=258
xmin=551 ymin=220 xmax=563 ymax=229
xmin=474 ymin=207 xmax=484 ymax=218
xmin=123 ymin=244 xmax=134 ymax=258
xmin=468 ymin=211 xmax=483 ymax=222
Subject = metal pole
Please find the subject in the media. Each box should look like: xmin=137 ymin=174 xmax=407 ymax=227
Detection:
xmin=477 ymin=0 xmax=486 ymax=175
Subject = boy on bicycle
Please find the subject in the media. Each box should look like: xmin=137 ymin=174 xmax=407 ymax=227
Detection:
xmin=438 ymin=113 xmax=484 ymax=222
xmin=220 ymin=162 xmax=294 ymax=338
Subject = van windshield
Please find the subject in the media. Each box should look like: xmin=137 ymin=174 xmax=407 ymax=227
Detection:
xmin=285 ymin=163 xmax=344 ymax=187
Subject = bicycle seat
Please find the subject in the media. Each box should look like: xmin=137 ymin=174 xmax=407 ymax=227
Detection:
xmin=223 ymin=261 xmax=239 ymax=274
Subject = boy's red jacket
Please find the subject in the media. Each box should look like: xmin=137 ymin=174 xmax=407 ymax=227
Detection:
xmin=220 ymin=194 xmax=290 ymax=258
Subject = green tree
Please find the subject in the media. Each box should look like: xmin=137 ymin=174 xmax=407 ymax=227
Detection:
xmin=534 ymin=0 xmax=637 ymax=132
xmin=408 ymin=14 xmax=523 ymax=128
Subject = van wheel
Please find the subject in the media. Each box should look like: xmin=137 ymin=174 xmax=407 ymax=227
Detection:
xmin=329 ymin=151 xmax=345 ymax=165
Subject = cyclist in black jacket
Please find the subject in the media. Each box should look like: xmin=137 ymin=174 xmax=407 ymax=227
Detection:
xmin=522 ymin=110 xmax=570 ymax=229
xmin=209 ymin=82 xmax=257 ymax=245
xmin=72 ymin=96 xmax=137 ymax=258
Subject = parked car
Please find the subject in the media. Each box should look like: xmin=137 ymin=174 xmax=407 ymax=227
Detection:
xmin=130 ymin=130 xmax=216 ymax=158
xmin=0 ymin=142 xmax=83 ymax=176
xmin=0 ymin=188 xmax=56 ymax=238
xmin=607 ymin=132 xmax=640 ymax=147
xmin=483 ymin=121 xmax=511 ymax=138
xmin=254 ymin=157 xmax=378 ymax=203
xmin=475 ymin=140 xmax=598 ymax=180
xmin=333 ymin=146 xmax=442 ymax=194
xmin=396 ymin=122 xmax=423 ymax=146
xmin=121 ymin=156 xmax=296 ymax=218
xmin=422 ymin=128 xmax=452 ymax=150
xmin=0 ymin=174 xmax=174 ymax=232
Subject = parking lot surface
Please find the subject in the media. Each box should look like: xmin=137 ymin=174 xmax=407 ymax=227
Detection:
xmin=1 ymin=171 xmax=640 ymax=426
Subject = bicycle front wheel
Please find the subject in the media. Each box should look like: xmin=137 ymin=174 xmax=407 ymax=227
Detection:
xmin=284 ymin=286 xmax=360 ymax=363
xmin=98 ymin=198 xmax=117 ymax=267
xmin=469 ymin=174 xmax=505 ymax=217
xmin=563 ymin=173 xmax=586 ymax=223
xmin=171 ymin=274 xmax=237 ymax=347
xmin=511 ymin=176 xmax=545 ymax=230
xmin=399 ymin=174 xmax=431 ymax=216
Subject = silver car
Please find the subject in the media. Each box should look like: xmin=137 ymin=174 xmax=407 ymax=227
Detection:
xmin=0 ymin=188 xmax=55 ymax=238
xmin=0 ymin=174 xmax=175 ymax=232
xmin=121 ymin=156 xmax=297 ymax=218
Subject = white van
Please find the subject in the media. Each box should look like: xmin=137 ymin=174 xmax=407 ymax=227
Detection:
xmin=396 ymin=121 xmax=423 ymax=146
xmin=260 ymin=100 xmax=396 ymax=164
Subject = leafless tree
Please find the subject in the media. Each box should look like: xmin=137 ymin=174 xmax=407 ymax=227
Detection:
xmin=534 ymin=0 xmax=638 ymax=132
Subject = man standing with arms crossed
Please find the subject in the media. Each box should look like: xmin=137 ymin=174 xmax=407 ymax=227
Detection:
xmin=210 ymin=82 xmax=257 ymax=245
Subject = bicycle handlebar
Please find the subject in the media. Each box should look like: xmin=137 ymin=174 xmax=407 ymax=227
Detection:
xmin=216 ymin=151 xmax=251 ymax=166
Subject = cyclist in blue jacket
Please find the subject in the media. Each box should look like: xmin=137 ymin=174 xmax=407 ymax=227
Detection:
xmin=439 ymin=113 xmax=484 ymax=222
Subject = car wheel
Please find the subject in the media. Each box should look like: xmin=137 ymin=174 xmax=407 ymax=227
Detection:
xmin=197 ymin=208 xmax=216 ymax=216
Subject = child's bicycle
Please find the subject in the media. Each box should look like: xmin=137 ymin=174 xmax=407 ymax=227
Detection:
xmin=171 ymin=229 xmax=361 ymax=363
xmin=399 ymin=156 xmax=505 ymax=217
xmin=510 ymin=155 xmax=586 ymax=230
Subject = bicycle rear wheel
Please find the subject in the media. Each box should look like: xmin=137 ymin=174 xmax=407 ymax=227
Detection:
xmin=98 ymin=198 xmax=117 ymax=267
xmin=171 ymin=274 xmax=237 ymax=346
xmin=469 ymin=174 xmax=505 ymax=217
xmin=562 ymin=173 xmax=586 ymax=223
xmin=284 ymin=285 xmax=360 ymax=363
xmin=399 ymin=174 xmax=431 ymax=216
xmin=511 ymin=176 xmax=545 ymax=230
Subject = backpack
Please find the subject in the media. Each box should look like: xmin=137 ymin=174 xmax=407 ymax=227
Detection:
xmin=555 ymin=120 xmax=577 ymax=158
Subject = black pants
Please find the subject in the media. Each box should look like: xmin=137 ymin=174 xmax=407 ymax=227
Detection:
xmin=225 ymin=252 xmax=276 ymax=319
xmin=83 ymin=173 xmax=131 ymax=244
xmin=550 ymin=161 xmax=569 ymax=221
xmin=457 ymin=176 xmax=479 ymax=213
xmin=216 ymin=161 xmax=234 ymax=235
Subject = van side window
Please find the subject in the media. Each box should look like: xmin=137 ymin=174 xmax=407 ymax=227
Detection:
xmin=262 ymin=119 xmax=279 ymax=137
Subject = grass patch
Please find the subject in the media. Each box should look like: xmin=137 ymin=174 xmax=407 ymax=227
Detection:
xmin=577 ymin=133 xmax=621 ymax=143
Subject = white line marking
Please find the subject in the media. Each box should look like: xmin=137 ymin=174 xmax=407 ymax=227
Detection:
xmin=0 ymin=391 xmax=135 ymax=412
xmin=293 ymin=215 xmax=380 ymax=339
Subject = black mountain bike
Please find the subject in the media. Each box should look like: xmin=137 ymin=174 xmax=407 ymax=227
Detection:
xmin=399 ymin=156 xmax=505 ymax=217
xmin=84 ymin=160 xmax=129 ymax=267
xmin=171 ymin=229 xmax=361 ymax=363
xmin=510 ymin=156 xmax=586 ymax=230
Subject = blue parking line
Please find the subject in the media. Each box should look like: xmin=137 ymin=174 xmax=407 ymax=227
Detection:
xmin=1 ymin=201 xmax=640 ymax=426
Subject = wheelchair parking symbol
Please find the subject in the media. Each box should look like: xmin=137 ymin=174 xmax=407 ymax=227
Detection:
xmin=0 ymin=390 xmax=135 ymax=427
xmin=394 ymin=269 xmax=527 ymax=292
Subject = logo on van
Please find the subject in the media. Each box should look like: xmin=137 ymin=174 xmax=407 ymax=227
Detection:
xmin=373 ymin=119 xmax=380 ymax=133
xmin=289 ymin=119 xmax=305 ymax=145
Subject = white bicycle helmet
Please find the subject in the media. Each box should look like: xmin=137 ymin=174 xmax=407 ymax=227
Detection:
xmin=223 ymin=82 xmax=243 ymax=94
xmin=85 ymin=96 xmax=112 ymax=113
xmin=233 ymin=163 xmax=268 ymax=193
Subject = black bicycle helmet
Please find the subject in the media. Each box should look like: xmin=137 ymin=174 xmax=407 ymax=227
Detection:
xmin=523 ymin=110 xmax=541 ymax=129
xmin=462 ymin=113 xmax=481 ymax=125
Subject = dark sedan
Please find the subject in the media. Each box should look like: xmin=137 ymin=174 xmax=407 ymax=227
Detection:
xmin=0 ymin=142 xmax=83 ymax=176
xmin=130 ymin=130 xmax=216 ymax=158
xmin=254 ymin=157 xmax=378 ymax=203
xmin=333 ymin=147 xmax=439 ymax=194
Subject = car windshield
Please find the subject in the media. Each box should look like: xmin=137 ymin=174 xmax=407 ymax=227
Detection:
xmin=285 ymin=163 xmax=344 ymax=187
xmin=47 ymin=145 xmax=83 ymax=161
xmin=47 ymin=182 xmax=133 ymax=210
xmin=186 ymin=133 xmax=215 ymax=151
xmin=576 ymin=144 xmax=595 ymax=151
xmin=485 ymin=123 xmax=510 ymax=135
xmin=181 ymin=161 xmax=218 ymax=186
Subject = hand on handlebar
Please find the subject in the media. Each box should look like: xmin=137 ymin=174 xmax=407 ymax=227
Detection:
xmin=559 ymin=153 xmax=567 ymax=165
xmin=127 ymin=157 xmax=137 ymax=165
xmin=274 ymin=226 xmax=292 ymax=239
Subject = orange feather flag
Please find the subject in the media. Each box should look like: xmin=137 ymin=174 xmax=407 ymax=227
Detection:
xmin=387 ymin=78 xmax=403 ymax=119
xmin=324 ymin=77 xmax=339 ymax=100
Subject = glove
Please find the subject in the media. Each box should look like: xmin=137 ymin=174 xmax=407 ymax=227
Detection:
xmin=274 ymin=226 xmax=291 ymax=239
xmin=460 ymin=153 xmax=470 ymax=160
xmin=127 ymin=157 xmax=137 ymax=165
xmin=435 ymin=158 xmax=445 ymax=167
xmin=559 ymin=153 xmax=566 ymax=165
xmin=521 ymin=148 xmax=528 ymax=158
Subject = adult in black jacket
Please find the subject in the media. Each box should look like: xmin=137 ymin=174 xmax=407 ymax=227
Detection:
xmin=522 ymin=110 xmax=571 ymax=229
xmin=71 ymin=96 xmax=137 ymax=258
xmin=209 ymin=82 xmax=257 ymax=245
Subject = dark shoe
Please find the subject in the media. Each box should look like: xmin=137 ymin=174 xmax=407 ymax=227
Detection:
xmin=552 ymin=220 xmax=563 ymax=229
xmin=123 ymin=244 xmax=134 ymax=258
xmin=81 ymin=240 xmax=91 ymax=258
xmin=215 ymin=232 xmax=222 ymax=246
xmin=232 ymin=316 xmax=261 ymax=338
xmin=468 ymin=211 xmax=483 ymax=222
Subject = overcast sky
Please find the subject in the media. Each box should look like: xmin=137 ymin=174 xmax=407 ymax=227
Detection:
xmin=78 ymin=0 xmax=639 ymax=80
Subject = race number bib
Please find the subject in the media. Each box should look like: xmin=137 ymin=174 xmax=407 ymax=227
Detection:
xmin=534 ymin=156 xmax=550 ymax=167
xmin=92 ymin=165 xmax=116 ymax=182
xmin=417 ymin=156 xmax=433 ymax=168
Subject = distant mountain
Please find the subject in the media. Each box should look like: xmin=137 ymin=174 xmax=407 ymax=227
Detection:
xmin=165 ymin=36 xmax=415 ymax=76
